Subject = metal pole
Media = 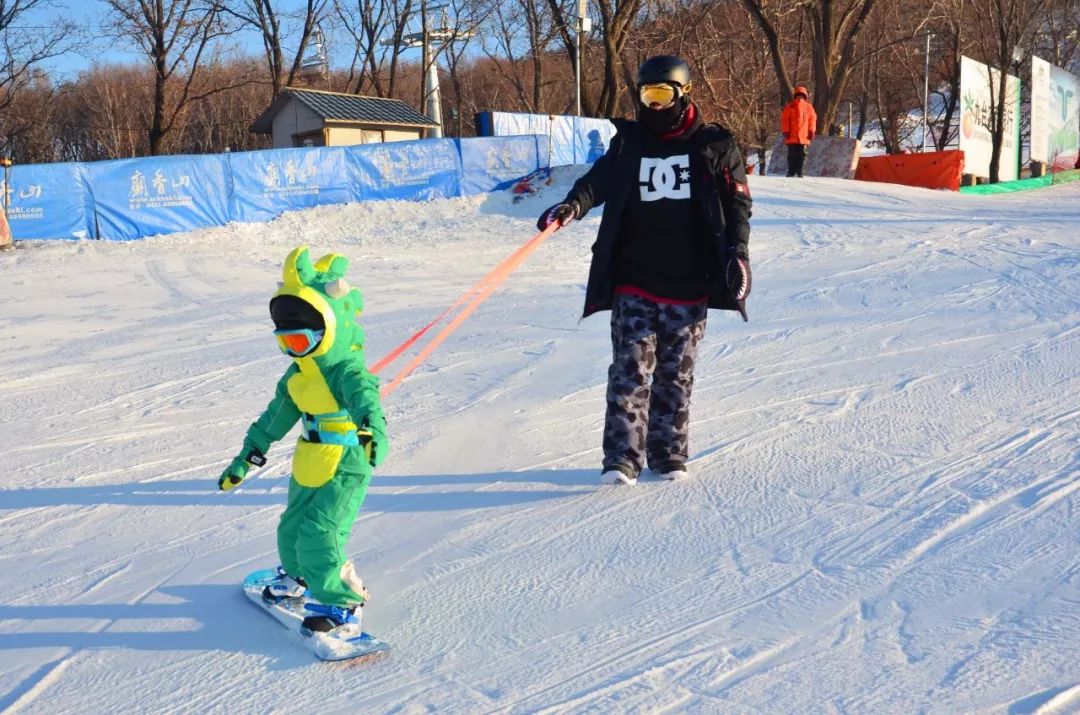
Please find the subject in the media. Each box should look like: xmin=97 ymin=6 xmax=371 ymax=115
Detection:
xmin=0 ymin=157 xmax=11 ymax=251
xmin=575 ymin=17 xmax=582 ymax=116
xmin=427 ymin=58 xmax=443 ymax=138
xmin=923 ymin=31 xmax=932 ymax=152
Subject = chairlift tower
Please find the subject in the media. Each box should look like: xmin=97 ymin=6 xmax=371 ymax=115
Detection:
xmin=384 ymin=4 xmax=472 ymax=138
xmin=300 ymin=25 xmax=330 ymax=87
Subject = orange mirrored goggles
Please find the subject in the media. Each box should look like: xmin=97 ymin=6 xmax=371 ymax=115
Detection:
xmin=274 ymin=328 xmax=324 ymax=357
xmin=639 ymin=83 xmax=680 ymax=108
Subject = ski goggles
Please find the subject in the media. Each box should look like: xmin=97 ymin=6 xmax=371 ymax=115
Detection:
xmin=274 ymin=328 xmax=324 ymax=357
xmin=638 ymin=83 xmax=681 ymax=108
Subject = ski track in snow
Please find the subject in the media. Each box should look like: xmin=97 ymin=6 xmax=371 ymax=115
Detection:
xmin=1 ymin=172 xmax=1078 ymax=713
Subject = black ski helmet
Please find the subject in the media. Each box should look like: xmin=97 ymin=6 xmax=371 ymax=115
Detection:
xmin=636 ymin=55 xmax=691 ymax=89
xmin=269 ymin=294 xmax=326 ymax=332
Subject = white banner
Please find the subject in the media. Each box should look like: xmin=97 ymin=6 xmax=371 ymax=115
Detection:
xmin=959 ymin=55 xmax=1021 ymax=180
xmin=1029 ymin=55 xmax=1080 ymax=168
xmin=1031 ymin=56 xmax=1052 ymax=163
xmin=489 ymin=112 xmax=616 ymax=166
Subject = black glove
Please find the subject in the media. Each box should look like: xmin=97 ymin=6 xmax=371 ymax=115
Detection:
xmin=725 ymin=253 xmax=751 ymax=322
xmin=536 ymin=201 xmax=578 ymax=231
xmin=357 ymin=428 xmax=387 ymax=468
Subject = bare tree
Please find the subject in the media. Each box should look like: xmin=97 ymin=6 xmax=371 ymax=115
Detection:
xmin=71 ymin=64 xmax=152 ymax=159
xmin=705 ymin=6 xmax=781 ymax=169
xmin=334 ymin=0 xmax=414 ymax=97
xmin=482 ymin=0 xmax=557 ymax=112
xmin=439 ymin=0 xmax=491 ymax=134
xmin=591 ymin=0 xmax=643 ymax=117
xmin=180 ymin=58 xmax=272 ymax=151
xmin=1034 ymin=0 xmax=1080 ymax=71
xmin=102 ymin=0 xmax=247 ymax=155
xmin=544 ymin=0 xmax=595 ymax=115
xmin=43 ymin=58 xmax=271 ymax=160
xmin=741 ymin=0 xmax=915 ymax=133
xmin=967 ymin=0 xmax=1052 ymax=181
xmin=0 ymin=0 xmax=79 ymax=157
xmin=852 ymin=0 xmax=936 ymax=152
xmin=923 ymin=5 xmax=964 ymax=151
xmin=221 ymin=0 xmax=329 ymax=98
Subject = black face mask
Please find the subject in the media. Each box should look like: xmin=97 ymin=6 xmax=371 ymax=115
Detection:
xmin=638 ymin=95 xmax=689 ymax=135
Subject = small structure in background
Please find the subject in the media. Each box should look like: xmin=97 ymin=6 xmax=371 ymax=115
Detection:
xmin=251 ymin=89 xmax=438 ymax=149
xmin=767 ymin=134 xmax=862 ymax=179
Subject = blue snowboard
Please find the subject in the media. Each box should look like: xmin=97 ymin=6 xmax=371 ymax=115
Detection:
xmin=242 ymin=568 xmax=391 ymax=662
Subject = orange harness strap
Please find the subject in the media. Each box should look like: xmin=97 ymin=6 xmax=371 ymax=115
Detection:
xmin=374 ymin=222 xmax=560 ymax=398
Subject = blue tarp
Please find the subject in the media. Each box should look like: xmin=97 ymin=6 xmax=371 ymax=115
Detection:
xmin=348 ymin=138 xmax=461 ymax=202
xmin=228 ymin=146 xmax=355 ymax=224
xmin=476 ymin=112 xmax=615 ymax=166
xmin=457 ymin=135 xmax=547 ymax=195
xmin=5 ymin=162 xmax=95 ymax=240
xmin=86 ymin=154 xmax=232 ymax=240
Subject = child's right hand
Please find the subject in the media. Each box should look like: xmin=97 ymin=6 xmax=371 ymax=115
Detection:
xmin=218 ymin=457 xmax=251 ymax=492
xmin=368 ymin=432 xmax=387 ymax=468
xmin=356 ymin=429 xmax=387 ymax=468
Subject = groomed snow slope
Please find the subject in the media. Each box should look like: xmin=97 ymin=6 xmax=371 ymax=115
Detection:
xmin=1 ymin=172 xmax=1078 ymax=715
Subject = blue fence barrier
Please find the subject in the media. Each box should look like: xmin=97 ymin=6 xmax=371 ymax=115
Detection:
xmin=4 ymin=162 xmax=95 ymax=240
xmin=351 ymin=138 xmax=461 ymax=202
xmin=86 ymin=154 xmax=232 ymax=241
xmin=8 ymin=134 xmax=547 ymax=241
xmin=229 ymin=146 xmax=356 ymax=224
xmin=459 ymin=135 xmax=546 ymax=195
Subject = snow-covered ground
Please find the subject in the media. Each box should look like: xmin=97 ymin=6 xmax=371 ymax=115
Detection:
xmin=1 ymin=171 xmax=1078 ymax=714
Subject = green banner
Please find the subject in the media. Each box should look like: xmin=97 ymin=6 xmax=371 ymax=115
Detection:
xmin=960 ymin=169 xmax=1080 ymax=194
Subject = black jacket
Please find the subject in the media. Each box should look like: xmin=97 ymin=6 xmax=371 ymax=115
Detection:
xmin=564 ymin=116 xmax=753 ymax=319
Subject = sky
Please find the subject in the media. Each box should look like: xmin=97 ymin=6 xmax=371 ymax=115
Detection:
xmin=28 ymin=0 xmax=366 ymax=82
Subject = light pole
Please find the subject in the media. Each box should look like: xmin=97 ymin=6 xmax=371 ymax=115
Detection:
xmin=575 ymin=0 xmax=590 ymax=116
xmin=1011 ymin=44 xmax=1025 ymax=179
xmin=922 ymin=31 xmax=932 ymax=152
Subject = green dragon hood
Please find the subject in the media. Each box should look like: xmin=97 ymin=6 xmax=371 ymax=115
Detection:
xmin=273 ymin=245 xmax=365 ymax=368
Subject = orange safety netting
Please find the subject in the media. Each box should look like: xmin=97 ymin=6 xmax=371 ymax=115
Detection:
xmin=855 ymin=150 xmax=964 ymax=191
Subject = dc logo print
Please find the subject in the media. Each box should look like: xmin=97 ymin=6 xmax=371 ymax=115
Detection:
xmin=639 ymin=155 xmax=691 ymax=201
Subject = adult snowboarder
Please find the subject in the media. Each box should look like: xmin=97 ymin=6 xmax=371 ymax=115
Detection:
xmin=218 ymin=246 xmax=388 ymax=635
xmin=781 ymin=86 xmax=817 ymax=177
xmin=536 ymin=55 xmax=752 ymax=485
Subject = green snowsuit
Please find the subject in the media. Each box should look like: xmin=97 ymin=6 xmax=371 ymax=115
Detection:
xmin=228 ymin=246 xmax=387 ymax=607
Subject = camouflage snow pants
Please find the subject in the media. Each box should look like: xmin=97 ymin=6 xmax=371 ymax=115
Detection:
xmin=603 ymin=293 xmax=707 ymax=476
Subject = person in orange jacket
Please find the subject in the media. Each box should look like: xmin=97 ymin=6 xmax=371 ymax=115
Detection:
xmin=781 ymin=86 xmax=817 ymax=177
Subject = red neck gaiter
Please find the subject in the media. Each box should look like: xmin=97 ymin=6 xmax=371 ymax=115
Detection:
xmin=659 ymin=102 xmax=698 ymax=141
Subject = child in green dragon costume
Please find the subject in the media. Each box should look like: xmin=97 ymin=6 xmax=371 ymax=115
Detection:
xmin=218 ymin=245 xmax=388 ymax=633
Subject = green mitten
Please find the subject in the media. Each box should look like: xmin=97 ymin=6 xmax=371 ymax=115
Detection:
xmin=218 ymin=457 xmax=251 ymax=492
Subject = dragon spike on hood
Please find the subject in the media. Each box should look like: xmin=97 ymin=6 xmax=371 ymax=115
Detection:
xmin=281 ymin=245 xmax=316 ymax=292
xmin=314 ymin=253 xmax=349 ymax=280
xmin=282 ymin=246 xmax=353 ymax=291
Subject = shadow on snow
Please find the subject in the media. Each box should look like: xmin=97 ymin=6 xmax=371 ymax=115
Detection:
xmin=0 ymin=469 xmax=597 ymax=511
